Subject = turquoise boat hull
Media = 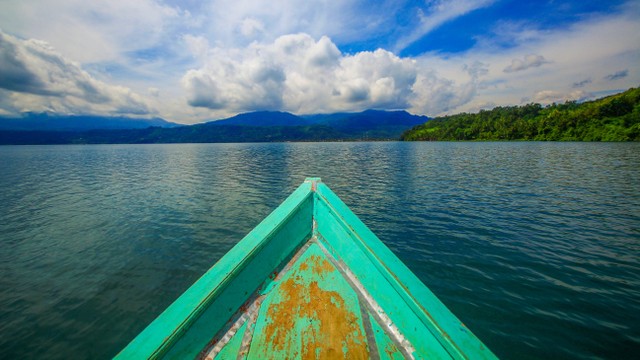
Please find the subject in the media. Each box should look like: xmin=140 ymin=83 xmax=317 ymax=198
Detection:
xmin=117 ymin=178 xmax=496 ymax=359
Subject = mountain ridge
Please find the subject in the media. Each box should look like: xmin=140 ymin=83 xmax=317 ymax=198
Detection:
xmin=205 ymin=111 xmax=308 ymax=127
xmin=0 ymin=109 xmax=429 ymax=144
xmin=0 ymin=113 xmax=181 ymax=131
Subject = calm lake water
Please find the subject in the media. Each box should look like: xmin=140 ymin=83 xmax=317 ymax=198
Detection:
xmin=0 ymin=142 xmax=639 ymax=359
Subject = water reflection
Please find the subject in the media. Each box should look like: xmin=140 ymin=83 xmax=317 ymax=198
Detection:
xmin=0 ymin=142 xmax=638 ymax=359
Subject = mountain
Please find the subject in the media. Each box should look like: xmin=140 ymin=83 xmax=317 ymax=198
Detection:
xmin=4 ymin=87 xmax=638 ymax=144
xmin=206 ymin=111 xmax=309 ymax=126
xmin=0 ymin=113 xmax=181 ymax=131
xmin=401 ymin=87 xmax=640 ymax=141
xmin=205 ymin=109 xmax=428 ymax=139
xmin=0 ymin=109 xmax=429 ymax=144
xmin=305 ymin=110 xmax=428 ymax=138
xmin=0 ymin=125 xmax=344 ymax=145
xmin=305 ymin=109 xmax=426 ymax=126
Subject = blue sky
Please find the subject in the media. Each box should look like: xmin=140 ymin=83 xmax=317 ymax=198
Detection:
xmin=0 ymin=0 xmax=638 ymax=124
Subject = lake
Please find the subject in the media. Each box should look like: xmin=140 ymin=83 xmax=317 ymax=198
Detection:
xmin=0 ymin=142 xmax=639 ymax=359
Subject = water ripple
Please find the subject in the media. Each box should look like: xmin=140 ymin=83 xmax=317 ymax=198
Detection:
xmin=0 ymin=142 xmax=639 ymax=359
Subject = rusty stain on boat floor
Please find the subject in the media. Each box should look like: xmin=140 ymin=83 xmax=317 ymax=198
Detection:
xmin=124 ymin=179 xmax=495 ymax=360
xmin=204 ymin=242 xmax=379 ymax=359
xmin=260 ymin=252 xmax=368 ymax=359
xmin=200 ymin=240 xmax=419 ymax=360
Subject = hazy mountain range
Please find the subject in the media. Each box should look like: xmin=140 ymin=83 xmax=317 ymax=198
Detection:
xmin=0 ymin=113 xmax=180 ymax=131
xmin=0 ymin=110 xmax=429 ymax=144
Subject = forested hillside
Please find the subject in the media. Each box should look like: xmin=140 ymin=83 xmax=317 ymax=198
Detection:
xmin=402 ymin=87 xmax=640 ymax=141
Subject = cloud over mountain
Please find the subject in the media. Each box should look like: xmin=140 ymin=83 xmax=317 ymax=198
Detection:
xmin=182 ymin=34 xmax=418 ymax=114
xmin=0 ymin=1 xmax=638 ymax=123
xmin=532 ymin=90 xmax=591 ymax=104
xmin=504 ymin=54 xmax=549 ymax=73
xmin=0 ymin=31 xmax=151 ymax=116
xmin=605 ymin=70 xmax=629 ymax=81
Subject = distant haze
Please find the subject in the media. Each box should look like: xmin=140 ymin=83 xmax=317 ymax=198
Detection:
xmin=0 ymin=110 xmax=428 ymax=144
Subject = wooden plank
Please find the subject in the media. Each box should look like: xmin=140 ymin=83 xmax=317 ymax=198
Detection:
xmin=248 ymin=242 xmax=369 ymax=359
xmin=117 ymin=178 xmax=496 ymax=359
xmin=314 ymin=181 xmax=497 ymax=359
xmin=314 ymin=201 xmax=450 ymax=359
xmin=116 ymin=181 xmax=314 ymax=359
xmin=369 ymin=312 xmax=405 ymax=360
xmin=210 ymin=320 xmax=247 ymax=360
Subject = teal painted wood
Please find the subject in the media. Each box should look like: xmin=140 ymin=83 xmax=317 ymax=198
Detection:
xmin=247 ymin=242 xmax=370 ymax=359
xmin=314 ymin=181 xmax=496 ymax=359
xmin=212 ymin=321 xmax=247 ymax=359
xmin=313 ymin=201 xmax=452 ymax=358
xmin=369 ymin=313 xmax=405 ymax=360
xmin=116 ymin=181 xmax=314 ymax=359
xmin=116 ymin=178 xmax=497 ymax=359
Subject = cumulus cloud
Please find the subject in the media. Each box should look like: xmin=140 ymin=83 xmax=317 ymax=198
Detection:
xmin=410 ymin=61 xmax=487 ymax=115
xmin=200 ymin=0 xmax=401 ymax=49
xmin=531 ymin=90 xmax=591 ymax=104
xmin=0 ymin=35 xmax=47 ymax=95
xmin=0 ymin=0 xmax=184 ymax=64
xmin=148 ymin=87 xmax=160 ymax=97
xmin=504 ymin=54 xmax=549 ymax=73
xmin=604 ymin=69 xmax=629 ymax=81
xmin=182 ymin=46 xmax=286 ymax=111
xmin=182 ymin=34 xmax=418 ymax=114
xmin=0 ymin=31 xmax=151 ymax=116
xmin=572 ymin=78 xmax=592 ymax=88
xmin=1 ymin=0 xmax=638 ymax=124
xmin=239 ymin=18 xmax=266 ymax=38
xmin=436 ymin=2 xmax=640 ymax=115
xmin=183 ymin=34 xmax=210 ymax=60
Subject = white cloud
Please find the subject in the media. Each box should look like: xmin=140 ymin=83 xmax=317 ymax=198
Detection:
xmin=604 ymin=69 xmax=629 ymax=81
xmin=504 ymin=54 xmax=549 ymax=73
xmin=394 ymin=0 xmax=495 ymax=53
xmin=148 ymin=87 xmax=160 ymax=97
xmin=0 ymin=0 xmax=638 ymax=124
xmin=239 ymin=18 xmax=266 ymax=39
xmin=200 ymin=0 xmax=401 ymax=47
xmin=183 ymin=34 xmax=211 ymax=60
xmin=182 ymin=43 xmax=286 ymax=111
xmin=532 ymin=90 xmax=591 ymax=104
xmin=0 ymin=0 xmax=184 ymax=64
xmin=410 ymin=60 xmax=486 ymax=114
xmin=572 ymin=78 xmax=592 ymax=88
xmin=0 ymin=31 xmax=151 ymax=116
xmin=411 ymin=1 xmax=640 ymax=114
xmin=181 ymin=1 xmax=640 ymax=120
xmin=182 ymin=34 xmax=418 ymax=115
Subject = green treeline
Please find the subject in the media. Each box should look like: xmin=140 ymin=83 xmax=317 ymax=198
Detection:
xmin=401 ymin=87 xmax=640 ymax=141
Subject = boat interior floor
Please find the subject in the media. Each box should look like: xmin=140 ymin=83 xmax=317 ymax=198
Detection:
xmin=201 ymin=235 xmax=412 ymax=360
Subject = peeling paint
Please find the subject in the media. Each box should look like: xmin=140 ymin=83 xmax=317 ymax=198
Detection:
xmin=259 ymin=251 xmax=369 ymax=359
xmin=118 ymin=178 xmax=496 ymax=360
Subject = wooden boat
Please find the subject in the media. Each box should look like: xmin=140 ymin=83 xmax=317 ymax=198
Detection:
xmin=117 ymin=178 xmax=496 ymax=359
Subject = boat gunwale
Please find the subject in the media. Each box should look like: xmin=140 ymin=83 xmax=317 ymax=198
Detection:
xmin=115 ymin=181 xmax=314 ymax=359
xmin=314 ymin=182 xmax=494 ymax=359
xmin=117 ymin=178 xmax=497 ymax=359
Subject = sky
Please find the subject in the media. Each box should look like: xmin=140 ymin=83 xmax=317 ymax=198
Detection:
xmin=0 ymin=0 xmax=638 ymax=124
